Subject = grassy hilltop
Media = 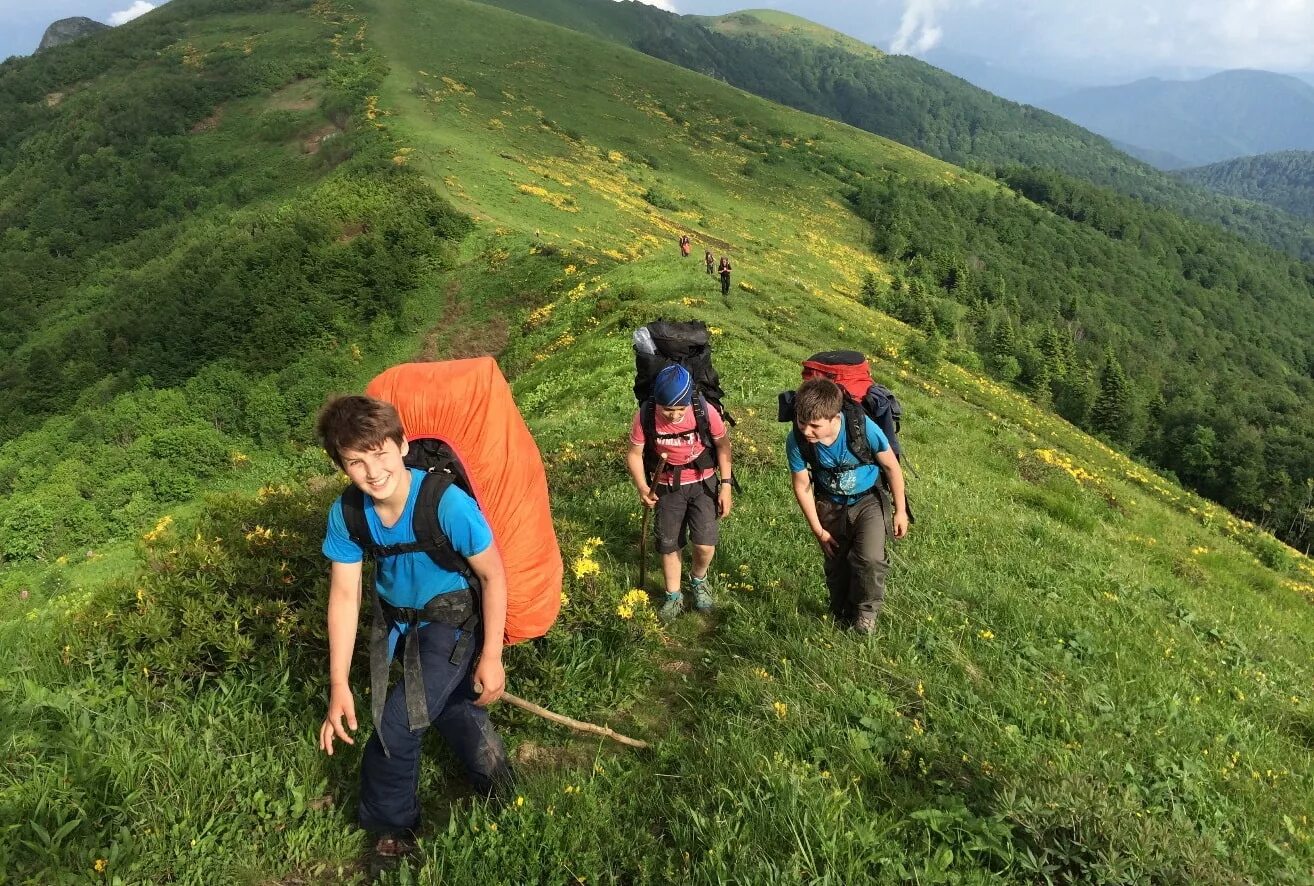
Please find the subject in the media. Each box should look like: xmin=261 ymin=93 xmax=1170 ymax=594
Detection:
xmin=3 ymin=0 xmax=1314 ymax=882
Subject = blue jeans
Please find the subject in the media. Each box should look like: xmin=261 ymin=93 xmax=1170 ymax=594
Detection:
xmin=358 ymin=621 xmax=512 ymax=834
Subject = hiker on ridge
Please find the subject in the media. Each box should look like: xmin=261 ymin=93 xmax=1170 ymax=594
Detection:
xmin=680 ymin=234 xmax=691 ymax=257
xmin=786 ymin=377 xmax=908 ymax=635
xmin=718 ymin=256 xmax=732 ymax=295
xmin=705 ymin=250 xmax=715 ymax=274
xmin=627 ymin=364 xmax=733 ymax=622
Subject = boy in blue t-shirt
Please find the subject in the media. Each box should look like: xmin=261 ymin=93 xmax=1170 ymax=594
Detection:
xmin=786 ymin=378 xmax=909 ymax=634
xmin=316 ymin=395 xmax=512 ymax=864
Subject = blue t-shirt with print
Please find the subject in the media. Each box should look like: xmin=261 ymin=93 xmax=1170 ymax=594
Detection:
xmin=786 ymin=415 xmax=890 ymax=503
xmin=322 ymin=467 xmax=493 ymax=609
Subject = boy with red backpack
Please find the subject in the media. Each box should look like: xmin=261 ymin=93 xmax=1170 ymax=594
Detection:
xmin=627 ymin=364 xmax=733 ymax=621
xmin=782 ymin=356 xmax=909 ymax=635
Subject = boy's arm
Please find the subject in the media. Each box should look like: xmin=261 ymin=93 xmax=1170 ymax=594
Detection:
xmin=626 ymin=442 xmax=659 ymax=508
xmin=467 ymin=545 xmax=507 ymax=706
xmin=875 ymin=449 xmax=909 ymax=538
xmin=792 ymin=469 xmax=839 ymax=555
xmin=320 ymin=559 xmax=362 ymax=755
xmin=713 ymin=432 xmax=733 ymax=518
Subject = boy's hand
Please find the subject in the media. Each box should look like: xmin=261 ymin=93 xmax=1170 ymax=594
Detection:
xmin=473 ymin=655 xmax=505 ymax=707
xmin=892 ymin=511 xmax=909 ymax=539
xmin=638 ymin=486 xmax=659 ymax=509
xmin=813 ymin=528 xmax=839 ymax=557
xmin=717 ymin=484 xmax=733 ymax=518
xmin=320 ymin=685 xmax=357 ymax=755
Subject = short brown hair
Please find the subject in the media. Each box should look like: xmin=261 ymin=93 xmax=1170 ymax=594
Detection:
xmin=794 ymin=378 xmax=844 ymax=424
xmin=316 ymin=395 xmax=405 ymax=468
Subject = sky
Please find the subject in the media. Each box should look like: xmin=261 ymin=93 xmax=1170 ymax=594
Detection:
xmin=1 ymin=0 xmax=159 ymax=60
xmin=633 ymin=0 xmax=1314 ymax=83
xmin=4 ymin=0 xmax=1314 ymax=84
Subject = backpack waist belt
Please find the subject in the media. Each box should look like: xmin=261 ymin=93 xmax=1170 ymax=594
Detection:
xmin=370 ymin=588 xmax=481 ymax=749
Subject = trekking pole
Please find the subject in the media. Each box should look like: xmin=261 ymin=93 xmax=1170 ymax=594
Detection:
xmin=637 ymin=454 xmax=668 ymax=591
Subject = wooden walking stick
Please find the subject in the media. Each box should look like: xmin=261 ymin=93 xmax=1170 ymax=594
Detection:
xmin=475 ymin=684 xmax=651 ymax=749
xmin=502 ymin=692 xmax=650 ymax=749
xmin=637 ymin=454 xmax=668 ymax=590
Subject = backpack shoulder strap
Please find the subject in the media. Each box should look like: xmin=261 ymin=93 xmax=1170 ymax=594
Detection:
xmin=691 ymin=393 xmax=714 ymax=448
xmin=640 ymin=399 xmax=659 ymax=464
xmin=341 ymin=486 xmax=375 ymax=555
xmin=792 ymin=426 xmax=819 ymax=474
xmin=411 ymin=471 xmax=476 ymax=581
xmin=843 ymin=399 xmax=875 ymax=465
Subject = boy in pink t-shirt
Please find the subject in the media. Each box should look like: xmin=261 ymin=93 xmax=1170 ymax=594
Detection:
xmin=626 ymin=365 xmax=733 ymax=620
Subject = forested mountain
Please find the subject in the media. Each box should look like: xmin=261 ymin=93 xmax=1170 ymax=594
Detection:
xmin=475 ymin=0 xmax=1314 ymax=262
xmin=1178 ymin=151 xmax=1314 ymax=219
xmin=0 ymin=0 xmax=471 ymax=557
xmin=5 ymin=0 xmax=1314 ymax=880
xmin=1044 ymin=70 xmax=1314 ymax=167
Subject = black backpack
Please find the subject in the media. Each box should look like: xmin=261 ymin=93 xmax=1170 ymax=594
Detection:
xmin=632 ymin=320 xmax=734 ymax=481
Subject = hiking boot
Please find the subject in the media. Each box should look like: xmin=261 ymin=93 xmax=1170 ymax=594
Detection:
xmin=689 ymin=574 xmax=714 ymax=612
xmin=368 ymin=832 xmax=418 ymax=877
xmin=853 ymin=612 xmax=877 ymax=635
xmin=658 ymin=592 xmax=684 ymax=622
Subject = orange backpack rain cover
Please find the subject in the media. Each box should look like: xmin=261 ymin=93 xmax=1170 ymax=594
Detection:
xmin=365 ymin=357 xmax=562 ymax=644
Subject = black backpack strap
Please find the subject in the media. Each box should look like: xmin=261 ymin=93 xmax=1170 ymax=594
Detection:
xmin=640 ymin=399 xmax=660 ymax=476
xmin=341 ymin=486 xmax=374 ymax=555
xmin=411 ymin=471 xmax=475 ymax=580
xmin=792 ymin=426 xmax=818 ymax=475
xmin=843 ymin=399 xmax=875 ymax=466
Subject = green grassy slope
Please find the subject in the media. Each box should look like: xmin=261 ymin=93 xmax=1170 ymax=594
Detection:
xmin=475 ymin=0 xmax=1314 ymax=263
xmin=695 ymin=9 xmax=885 ymax=60
xmin=3 ymin=0 xmax=1314 ymax=882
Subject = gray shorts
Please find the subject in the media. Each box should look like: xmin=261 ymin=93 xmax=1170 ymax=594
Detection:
xmin=654 ymin=479 xmax=719 ymax=554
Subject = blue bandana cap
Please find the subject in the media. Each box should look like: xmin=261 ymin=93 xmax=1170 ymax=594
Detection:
xmin=653 ymin=364 xmax=693 ymax=407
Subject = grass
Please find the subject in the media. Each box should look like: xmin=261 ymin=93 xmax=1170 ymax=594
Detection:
xmin=3 ymin=0 xmax=1314 ymax=882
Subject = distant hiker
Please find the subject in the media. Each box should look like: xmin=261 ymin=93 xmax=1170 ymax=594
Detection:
xmin=680 ymin=234 xmax=691 ymax=257
xmin=627 ymin=364 xmax=733 ymax=621
xmin=705 ymin=250 xmax=715 ymax=274
xmin=718 ymin=256 xmax=732 ymax=295
xmin=785 ymin=377 xmax=908 ymax=634
xmin=316 ymin=359 xmax=561 ymax=866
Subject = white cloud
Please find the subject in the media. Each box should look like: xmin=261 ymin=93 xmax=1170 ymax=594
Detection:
xmin=108 ymin=1 xmax=156 ymax=26
xmin=890 ymin=0 xmax=946 ymax=54
xmin=618 ymin=0 xmax=679 ymax=11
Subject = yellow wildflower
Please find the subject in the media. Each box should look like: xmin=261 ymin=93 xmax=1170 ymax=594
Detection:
xmin=773 ymin=701 xmax=788 ymax=719
xmin=94 ymin=859 xmax=108 ymax=874
xmin=571 ymin=557 xmax=600 ymax=579
xmin=978 ymin=629 xmax=995 ymax=641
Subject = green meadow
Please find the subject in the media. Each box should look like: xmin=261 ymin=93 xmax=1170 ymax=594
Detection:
xmin=3 ymin=0 xmax=1314 ymax=882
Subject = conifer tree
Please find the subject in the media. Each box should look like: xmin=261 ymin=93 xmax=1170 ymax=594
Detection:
xmin=1091 ymin=349 xmax=1133 ymax=443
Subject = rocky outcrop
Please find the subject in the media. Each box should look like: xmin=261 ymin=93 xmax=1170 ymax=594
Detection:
xmin=37 ymin=17 xmax=110 ymax=53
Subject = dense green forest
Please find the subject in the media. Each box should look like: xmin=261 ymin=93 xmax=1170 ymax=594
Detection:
xmin=477 ymin=0 xmax=1314 ymax=263
xmin=847 ymin=165 xmax=1314 ymax=549
xmin=1179 ymin=150 xmax=1314 ymax=220
xmin=0 ymin=0 xmax=471 ymax=560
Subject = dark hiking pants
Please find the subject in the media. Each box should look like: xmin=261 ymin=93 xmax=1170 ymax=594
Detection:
xmin=815 ymin=490 xmax=890 ymax=622
xmin=720 ymin=273 xmax=730 ymax=294
xmin=358 ymin=621 xmax=512 ymax=834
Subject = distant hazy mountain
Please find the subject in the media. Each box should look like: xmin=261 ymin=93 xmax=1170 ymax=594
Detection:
xmin=920 ymin=47 xmax=1080 ymax=105
xmin=1178 ymin=151 xmax=1314 ymax=219
xmin=1110 ymin=139 xmax=1194 ymax=171
xmin=1044 ymin=70 xmax=1314 ymax=167
xmin=37 ymin=17 xmax=109 ymax=53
